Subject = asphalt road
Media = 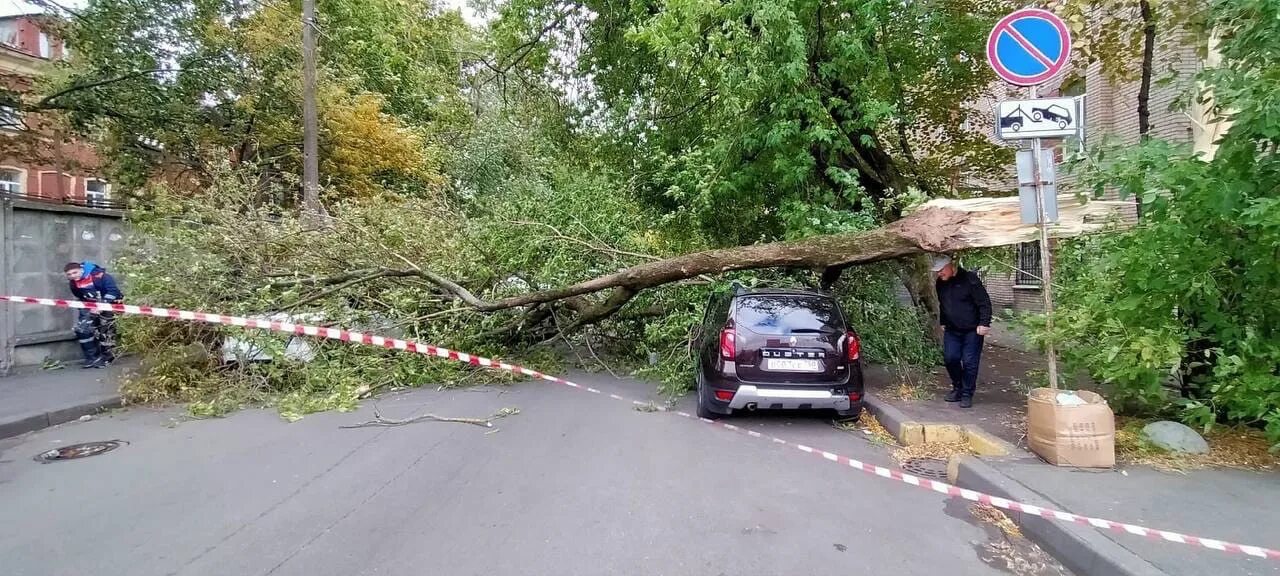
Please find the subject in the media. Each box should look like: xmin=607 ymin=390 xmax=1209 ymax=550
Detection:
xmin=0 ymin=371 xmax=1066 ymax=576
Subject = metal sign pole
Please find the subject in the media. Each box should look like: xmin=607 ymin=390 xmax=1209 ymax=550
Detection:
xmin=1029 ymin=86 xmax=1060 ymax=390
xmin=988 ymin=7 xmax=1071 ymax=390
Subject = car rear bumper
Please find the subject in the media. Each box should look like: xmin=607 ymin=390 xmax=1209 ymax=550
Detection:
xmin=726 ymin=385 xmax=854 ymax=411
xmin=700 ymin=362 xmax=863 ymax=415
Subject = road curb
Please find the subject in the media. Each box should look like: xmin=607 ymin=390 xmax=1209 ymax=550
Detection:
xmin=863 ymin=394 xmax=1014 ymax=455
xmin=952 ymin=455 xmax=1167 ymax=576
xmin=0 ymin=396 xmax=122 ymax=441
xmin=863 ymin=393 xmax=918 ymax=442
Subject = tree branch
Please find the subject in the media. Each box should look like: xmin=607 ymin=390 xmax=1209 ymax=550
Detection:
xmin=268 ymin=268 xmax=385 ymax=288
xmin=32 ymin=68 xmax=187 ymax=109
xmin=496 ymin=5 xmax=580 ymax=74
xmin=279 ymin=269 xmax=395 ymax=311
xmin=270 ymin=198 xmax=1128 ymax=326
xmin=561 ymin=286 xmax=637 ymax=332
xmin=506 ymin=219 xmax=662 ymax=262
xmin=415 ymin=196 xmax=1129 ymax=313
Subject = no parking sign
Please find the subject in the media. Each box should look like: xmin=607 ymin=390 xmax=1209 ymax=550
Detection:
xmin=986 ymin=8 xmax=1072 ymax=87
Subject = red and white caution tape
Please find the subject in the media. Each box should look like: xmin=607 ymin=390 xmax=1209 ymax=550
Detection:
xmin=6 ymin=295 xmax=1279 ymax=562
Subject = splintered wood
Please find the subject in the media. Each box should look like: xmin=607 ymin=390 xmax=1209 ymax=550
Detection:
xmin=892 ymin=196 xmax=1132 ymax=253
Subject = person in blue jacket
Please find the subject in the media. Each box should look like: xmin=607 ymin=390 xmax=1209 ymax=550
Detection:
xmin=63 ymin=261 xmax=122 ymax=368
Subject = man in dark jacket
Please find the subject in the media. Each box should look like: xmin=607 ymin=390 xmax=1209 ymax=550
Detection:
xmin=932 ymin=254 xmax=992 ymax=408
xmin=63 ymin=262 xmax=122 ymax=368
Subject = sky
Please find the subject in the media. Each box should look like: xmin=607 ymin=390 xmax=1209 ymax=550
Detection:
xmin=0 ymin=1 xmax=53 ymax=17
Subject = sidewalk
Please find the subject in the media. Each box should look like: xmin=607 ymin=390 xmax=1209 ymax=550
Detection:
xmin=866 ymin=344 xmax=1043 ymax=448
xmin=0 ymin=361 xmax=128 ymax=440
xmin=864 ymin=341 xmax=1280 ymax=576
xmin=969 ymin=455 xmax=1280 ymax=576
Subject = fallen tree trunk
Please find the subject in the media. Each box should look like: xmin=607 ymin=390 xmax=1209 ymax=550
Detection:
xmin=417 ymin=195 xmax=1130 ymax=312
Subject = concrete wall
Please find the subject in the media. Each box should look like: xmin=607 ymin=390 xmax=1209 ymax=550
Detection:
xmin=0 ymin=199 xmax=125 ymax=370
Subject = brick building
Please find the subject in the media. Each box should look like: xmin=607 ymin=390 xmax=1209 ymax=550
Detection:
xmin=977 ymin=20 xmax=1208 ymax=315
xmin=0 ymin=14 xmax=112 ymax=209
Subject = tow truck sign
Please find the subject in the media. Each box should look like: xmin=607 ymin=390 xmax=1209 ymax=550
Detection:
xmin=995 ymin=97 xmax=1079 ymax=140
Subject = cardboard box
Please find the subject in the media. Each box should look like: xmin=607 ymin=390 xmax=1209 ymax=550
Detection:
xmin=1026 ymin=387 xmax=1115 ymax=468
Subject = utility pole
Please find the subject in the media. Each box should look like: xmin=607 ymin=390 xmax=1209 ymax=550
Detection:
xmin=301 ymin=0 xmax=320 ymax=218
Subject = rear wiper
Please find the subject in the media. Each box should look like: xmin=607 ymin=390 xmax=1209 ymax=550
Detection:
xmin=787 ymin=328 xmax=824 ymax=333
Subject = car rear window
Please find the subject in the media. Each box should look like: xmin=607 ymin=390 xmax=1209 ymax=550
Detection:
xmin=734 ymin=295 xmax=843 ymax=335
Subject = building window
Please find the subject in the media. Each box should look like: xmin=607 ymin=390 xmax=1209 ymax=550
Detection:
xmin=1015 ymin=241 xmax=1042 ymax=288
xmin=1061 ymin=77 xmax=1086 ymax=98
xmin=0 ymin=21 xmax=16 ymax=48
xmin=0 ymin=106 xmax=24 ymax=131
xmin=0 ymin=167 xmax=22 ymax=196
xmin=85 ymin=178 xmax=111 ymax=207
xmin=38 ymin=32 xmax=50 ymax=59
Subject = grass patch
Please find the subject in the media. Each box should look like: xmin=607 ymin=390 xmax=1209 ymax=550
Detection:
xmin=1115 ymin=417 xmax=1279 ymax=473
xmin=884 ymin=363 xmax=936 ymax=401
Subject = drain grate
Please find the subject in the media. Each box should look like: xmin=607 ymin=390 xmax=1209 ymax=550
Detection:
xmin=34 ymin=440 xmax=124 ymax=463
xmin=900 ymin=457 xmax=949 ymax=480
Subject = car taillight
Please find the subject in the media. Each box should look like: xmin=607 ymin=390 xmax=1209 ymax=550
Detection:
xmin=714 ymin=389 xmax=735 ymax=401
xmin=719 ymin=328 xmax=736 ymax=360
xmin=846 ymin=331 xmax=860 ymax=361
xmin=848 ymin=391 xmax=862 ymax=403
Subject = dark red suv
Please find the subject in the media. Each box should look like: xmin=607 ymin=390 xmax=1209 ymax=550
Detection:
xmin=693 ymin=287 xmax=863 ymax=420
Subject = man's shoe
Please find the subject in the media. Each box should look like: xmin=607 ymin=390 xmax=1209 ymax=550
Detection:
xmin=959 ymin=396 xmax=973 ymax=409
xmin=81 ymin=358 xmax=108 ymax=369
xmin=944 ymin=390 xmax=962 ymax=402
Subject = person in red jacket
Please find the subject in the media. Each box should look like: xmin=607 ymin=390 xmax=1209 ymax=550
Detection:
xmin=63 ymin=261 xmax=123 ymax=368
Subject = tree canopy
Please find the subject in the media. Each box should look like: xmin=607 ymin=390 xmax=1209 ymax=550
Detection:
xmin=14 ymin=0 xmax=472 ymax=199
xmin=491 ymin=0 xmax=1016 ymax=244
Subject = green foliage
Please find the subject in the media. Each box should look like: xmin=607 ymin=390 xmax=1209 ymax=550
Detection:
xmin=1033 ymin=0 xmax=1280 ymax=446
xmin=115 ymin=166 xmax=553 ymax=418
xmin=31 ymin=0 xmax=471 ymax=200
xmin=72 ymin=0 xmax=951 ymax=416
xmin=494 ymin=0 xmax=1014 ymax=244
xmin=1053 ymin=0 xmax=1208 ymax=85
xmin=834 ymin=263 xmax=940 ymax=369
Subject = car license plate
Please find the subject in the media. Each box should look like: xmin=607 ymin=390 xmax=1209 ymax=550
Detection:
xmin=766 ymin=358 xmax=821 ymax=372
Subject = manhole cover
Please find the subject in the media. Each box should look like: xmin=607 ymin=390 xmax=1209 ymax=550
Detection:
xmin=901 ymin=457 xmax=949 ymax=480
xmin=34 ymin=440 xmax=124 ymax=462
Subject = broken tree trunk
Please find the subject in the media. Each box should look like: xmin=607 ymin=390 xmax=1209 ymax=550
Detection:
xmin=420 ymin=195 xmax=1130 ymax=312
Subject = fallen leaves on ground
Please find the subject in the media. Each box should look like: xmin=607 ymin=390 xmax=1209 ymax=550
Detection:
xmin=884 ymin=365 xmax=937 ymax=401
xmin=833 ymin=410 xmax=977 ymax=463
xmin=632 ymin=401 xmax=660 ymax=412
xmin=833 ymin=409 xmax=897 ymax=446
xmin=978 ymin=539 xmax=1070 ymax=576
xmin=887 ymin=380 xmax=935 ymax=401
xmin=970 ymin=503 xmax=1023 ymax=538
xmin=1115 ymin=417 xmax=1279 ymax=473
xmin=893 ymin=440 xmax=973 ymax=464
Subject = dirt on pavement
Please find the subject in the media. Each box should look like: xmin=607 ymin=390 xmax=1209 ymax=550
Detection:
xmin=865 ymin=343 xmax=1055 ymax=448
